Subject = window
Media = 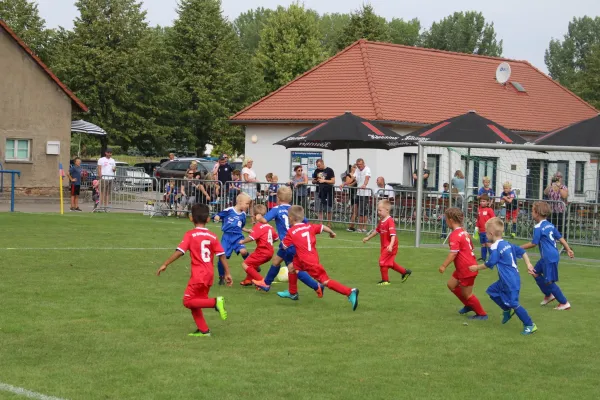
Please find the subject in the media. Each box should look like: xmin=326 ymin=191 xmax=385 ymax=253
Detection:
xmin=5 ymin=139 xmax=31 ymax=161
xmin=546 ymin=161 xmax=569 ymax=187
xmin=426 ymin=154 xmax=440 ymax=190
xmin=461 ymin=156 xmax=497 ymax=195
xmin=575 ymin=161 xmax=585 ymax=194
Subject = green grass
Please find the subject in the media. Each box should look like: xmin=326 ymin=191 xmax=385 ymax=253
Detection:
xmin=1 ymin=213 xmax=600 ymax=400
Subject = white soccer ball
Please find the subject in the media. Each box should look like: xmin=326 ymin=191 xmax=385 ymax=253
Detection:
xmin=276 ymin=266 xmax=289 ymax=282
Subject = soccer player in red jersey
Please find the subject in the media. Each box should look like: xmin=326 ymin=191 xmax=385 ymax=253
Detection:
xmin=438 ymin=207 xmax=488 ymax=320
xmin=475 ymin=194 xmax=496 ymax=261
xmin=156 ymin=204 xmax=232 ymax=337
xmin=281 ymin=205 xmax=359 ymax=310
xmin=238 ymin=204 xmax=279 ymax=286
xmin=363 ymin=200 xmax=412 ymax=285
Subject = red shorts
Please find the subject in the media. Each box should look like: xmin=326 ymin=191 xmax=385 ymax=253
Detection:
xmin=268 ymin=201 xmax=277 ymax=209
xmin=183 ymin=281 xmax=210 ymax=302
xmin=244 ymin=251 xmax=273 ymax=270
xmin=296 ymin=261 xmax=330 ymax=283
xmin=452 ymin=270 xmax=476 ymax=287
xmin=379 ymin=247 xmax=398 ymax=267
xmin=506 ymin=209 xmax=519 ymax=221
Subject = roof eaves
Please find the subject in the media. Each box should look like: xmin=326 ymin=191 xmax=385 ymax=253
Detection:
xmin=0 ymin=19 xmax=88 ymax=113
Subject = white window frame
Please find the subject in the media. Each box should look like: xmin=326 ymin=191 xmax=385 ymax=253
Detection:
xmin=5 ymin=139 xmax=32 ymax=162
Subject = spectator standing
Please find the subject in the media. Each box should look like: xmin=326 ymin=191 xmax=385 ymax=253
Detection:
xmin=212 ymin=153 xmax=228 ymax=176
xmin=440 ymin=182 xmax=450 ymax=238
xmin=97 ymin=148 xmax=116 ymax=209
xmin=312 ymin=159 xmax=335 ymax=226
xmin=478 ymin=176 xmax=495 ymax=199
xmin=354 ymin=158 xmax=372 ymax=233
xmin=180 ymin=171 xmax=198 ymax=214
xmin=290 ymin=165 xmax=308 ymax=209
xmin=412 ymin=161 xmax=430 ymax=189
xmin=451 ymin=170 xmax=466 ymax=209
xmin=340 ymin=164 xmax=358 ymax=231
xmin=228 ymin=170 xmax=242 ymax=206
xmin=544 ymin=172 xmax=568 ymax=236
xmin=67 ymin=157 xmax=83 ymax=211
xmin=267 ymin=175 xmax=279 ymax=209
xmin=242 ymin=158 xmax=258 ymax=213
xmin=215 ymin=154 xmax=232 ymax=205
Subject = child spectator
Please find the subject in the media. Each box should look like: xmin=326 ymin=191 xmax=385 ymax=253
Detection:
xmin=474 ymin=194 xmax=495 ymax=261
xmin=363 ymin=200 xmax=412 ymax=285
xmin=228 ymin=170 xmax=242 ymax=206
xmin=478 ymin=176 xmax=495 ymax=199
xmin=92 ymin=179 xmax=100 ymax=212
xmin=267 ymin=175 xmax=279 ymax=209
xmin=440 ymin=182 xmax=450 ymax=238
xmin=500 ymin=181 xmax=518 ymax=238
xmin=521 ymin=201 xmax=575 ymax=310
xmin=165 ymin=179 xmax=179 ymax=216
xmin=469 ymin=217 xmax=538 ymax=335
xmin=67 ymin=157 xmax=83 ymax=212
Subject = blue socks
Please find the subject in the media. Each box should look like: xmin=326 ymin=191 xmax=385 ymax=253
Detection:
xmin=217 ymin=259 xmax=225 ymax=277
xmin=514 ymin=306 xmax=533 ymax=326
xmin=490 ymin=295 xmax=510 ymax=311
xmin=534 ymin=275 xmax=552 ymax=296
xmin=481 ymin=247 xmax=487 ymax=261
xmin=297 ymin=271 xmax=319 ymax=290
xmin=512 ymin=223 xmax=517 ymax=233
xmin=549 ymin=283 xmax=568 ymax=304
xmin=264 ymin=265 xmax=281 ymax=285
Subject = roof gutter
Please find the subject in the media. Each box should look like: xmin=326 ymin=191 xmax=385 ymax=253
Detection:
xmin=228 ymin=119 xmax=430 ymax=128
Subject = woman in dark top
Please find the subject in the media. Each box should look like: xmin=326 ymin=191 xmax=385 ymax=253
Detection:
xmin=340 ymin=164 xmax=358 ymax=231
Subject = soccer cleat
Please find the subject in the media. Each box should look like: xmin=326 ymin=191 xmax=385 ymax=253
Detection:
xmin=473 ymin=228 xmax=479 ymax=241
xmin=521 ymin=324 xmax=538 ymax=335
xmin=468 ymin=314 xmax=489 ymax=320
xmin=215 ymin=296 xmax=227 ymax=320
xmin=189 ymin=329 xmax=211 ymax=337
xmin=346 ymin=227 xmax=356 ymax=232
xmin=348 ymin=288 xmax=359 ymax=311
xmin=252 ymin=279 xmax=270 ymax=292
xmin=239 ymin=280 xmax=253 ymax=286
xmin=315 ymin=283 xmax=325 ymax=298
xmin=540 ymin=294 xmax=556 ymax=306
xmin=554 ymin=302 xmax=571 ymax=310
xmin=502 ymin=310 xmax=515 ymax=324
xmin=510 ymin=232 xmax=516 ymax=238
xmin=477 ymin=257 xmax=485 ymax=262
xmin=257 ymin=267 xmax=262 ymax=273
xmin=401 ymin=269 xmax=412 ymax=283
xmin=458 ymin=306 xmax=473 ymax=315
xmin=277 ymin=290 xmax=299 ymax=300
xmin=218 ymin=276 xmax=225 ymax=286
xmin=377 ymin=280 xmax=391 ymax=286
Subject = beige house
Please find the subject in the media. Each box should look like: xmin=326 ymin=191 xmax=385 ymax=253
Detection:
xmin=0 ymin=19 xmax=88 ymax=194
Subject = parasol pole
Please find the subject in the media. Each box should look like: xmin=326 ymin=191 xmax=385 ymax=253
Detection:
xmin=347 ymin=145 xmax=350 ymax=174
xmin=464 ymin=147 xmax=471 ymax=212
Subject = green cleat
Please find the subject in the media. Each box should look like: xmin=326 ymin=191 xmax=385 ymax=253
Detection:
xmin=215 ymin=297 xmax=227 ymax=321
xmin=348 ymin=288 xmax=359 ymax=311
xmin=401 ymin=269 xmax=412 ymax=283
xmin=521 ymin=324 xmax=538 ymax=335
xmin=277 ymin=290 xmax=299 ymax=300
xmin=189 ymin=329 xmax=211 ymax=337
xmin=502 ymin=309 xmax=515 ymax=324
xmin=377 ymin=281 xmax=391 ymax=286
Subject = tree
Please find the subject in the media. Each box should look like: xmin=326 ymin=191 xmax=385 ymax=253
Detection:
xmin=545 ymin=16 xmax=600 ymax=88
xmin=389 ymin=17 xmax=421 ymax=46
xmin=421 ymin=11 xmax=503 ymax=56
xmin=318 ymin=12 xmax=350 ymax=55
xmin=0 ymin=0 xmax=53 ymax=63
xmin=170 ymin=0 xmax=258 ymax=156
xmin=571 ymin=44 xmax=600 ymax=109
xmin=233 ymin=7 xmax=273 ymax=55
xmin=255 ymin=3 xmax=326 ymax=94
xmin=335 ymin=4 xmax=390 ymax=51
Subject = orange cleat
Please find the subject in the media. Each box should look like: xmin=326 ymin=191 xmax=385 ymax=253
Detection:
xmin=239 ymin=280 xmax=253 ymax=286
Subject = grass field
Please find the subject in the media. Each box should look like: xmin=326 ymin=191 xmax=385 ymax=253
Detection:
xmin=1 ymin=213 xmax=600 ymax=400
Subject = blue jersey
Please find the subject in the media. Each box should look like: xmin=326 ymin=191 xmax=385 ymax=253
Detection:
xmin=532 ymin=219 xmax=562 ymax=263
xmin=268 ymin=184 xmax=279 ymax=203
xmin=485 ymin=240 xmax=525 ymax=291
xmin=478 ymin=187 xmax=495 ymax=197
xmin=217 ymin=207 xmax=247 ymax=234
xmin=264 ymin=204 xmax=308 ymax=242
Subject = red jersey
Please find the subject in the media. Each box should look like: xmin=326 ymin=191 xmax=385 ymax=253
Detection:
xmin=283 ymin=223 xmax=323 ymax=266
xmin=476 ymin=207 xmax=496 ymax=232
xmin=249 ymin=223 xmax=279 ymax=258
xmin=448 ymin=227 xmax=478 ymax=279
xmin=376 ymin=216 xmax=397 ymax=249
xmin=177 ymin=227 xmax=224 ymax=284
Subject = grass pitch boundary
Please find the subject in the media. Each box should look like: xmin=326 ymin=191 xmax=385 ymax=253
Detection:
xmin=0 ymin=382 xmax=67 ymax=400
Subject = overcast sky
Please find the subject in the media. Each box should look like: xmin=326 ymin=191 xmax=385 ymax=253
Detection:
xmin=36 ymin=0 xmax=600 ymax=73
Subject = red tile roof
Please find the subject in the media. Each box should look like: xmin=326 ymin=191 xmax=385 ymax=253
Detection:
xmin=0 ymin=19 xmax=88 ymax=112
xmin=231 ymin=40 xmax=597 ymax=133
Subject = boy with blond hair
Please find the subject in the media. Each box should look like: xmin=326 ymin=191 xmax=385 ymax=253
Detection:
xmin=470 ymin=217 xmax=537 ymax=335
xmin=500 ymin=181 xmax=518 ymax=238
xmin=363 ymin=200 xmax=412 ymax=285
xmin=522 ymin=201 xmax=574 ymax=310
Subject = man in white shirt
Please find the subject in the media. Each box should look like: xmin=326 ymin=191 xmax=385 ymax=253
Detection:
xmin=353 ymin=158 xmax=371 ymax=232
xmin=376 ymin=176 xmax=395 ymax=200
xmin=97 ymin=148 xmax=116 ymax=209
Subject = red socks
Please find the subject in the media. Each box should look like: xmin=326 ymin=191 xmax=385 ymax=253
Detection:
xmin=244 ymin=266 xmax=263 ymax=282
xmin=326 ymin=280 xmax=352 ymax=296
xmin=451 ymin=287 xmax=469 ymax=306
xmin=380 ymin=267 xmax=390 ymax=281
xmin=288 ymin=272 xmax=298 ymax=295
xmin=391 ymin=263 xmax=407 ymax=274
xmin=466 ymin=294 xmax=487 ymax=316
xmin=191 ymin=309 xmax=209 ymax=332
xmin=183 ymin=297 xmax=216 ymax=309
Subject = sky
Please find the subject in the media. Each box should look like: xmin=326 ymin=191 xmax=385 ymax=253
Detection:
xmin=36 ymin=0 xmax=600 ymax=73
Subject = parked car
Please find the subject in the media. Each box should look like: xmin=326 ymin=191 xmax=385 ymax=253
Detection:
xmin=134 ymin=162 xmax=162 ymax=177
xmin=114 ymin=161 xmax=153 ymax=191
xmin=154 ymin=158 xmax=211 ymax=182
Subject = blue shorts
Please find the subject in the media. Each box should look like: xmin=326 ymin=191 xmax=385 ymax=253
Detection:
xmin=479 ymin=232 xmax=488 ymax=245
xmin=222 ymin=233 xmax=246 ymax=258
xmin=277 ymin=244 xmax=296 ymax=266
xmin=534 ymin=259 xmax=559 ymax=284
xmin=486 ymin=280 xmax=520 ymax=309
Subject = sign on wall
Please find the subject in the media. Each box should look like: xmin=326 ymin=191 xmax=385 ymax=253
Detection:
xmin=291 ymin=151 xmax=322 ymax=178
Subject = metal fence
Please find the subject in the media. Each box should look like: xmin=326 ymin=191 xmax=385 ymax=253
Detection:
xmin=94 ymin=176 xmax=157 ymax=213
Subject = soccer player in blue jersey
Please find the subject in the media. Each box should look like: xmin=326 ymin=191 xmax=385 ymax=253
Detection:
xmin=252 ymin=186 xmax=324 ymax=300
xmin=521 ymin=201 xmax=574 ymax=310
xmin=470 ymin=217 xmax=537 ymax=335
xmin=214 ymin=192 xmax=252 ymax=285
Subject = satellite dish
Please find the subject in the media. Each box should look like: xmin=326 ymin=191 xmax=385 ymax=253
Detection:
xmin=496 ymin=62 xmax=511 ymax=84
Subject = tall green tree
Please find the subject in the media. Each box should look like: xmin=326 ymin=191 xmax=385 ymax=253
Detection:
xmin=255 ymin=3 xmax=325 ymax=94
xmin=0 ymin=0 xmax=53 ymax=63
xmin=545 ymin=16 xmax=600 ymax=88
xmin=421 ymin=11 xmax=503 ymax=56
xmin=335 ymin=4 xmax=390 ymax=51
xmin=389 ymin=17 xmax=421 ymax=46
xmin=318 ymin=12 xmax=350 ymax=55
xmin=170 ymin=0 xmax=258 ymax=155
xmin=572 ymin=44 xmax=600 ymax=109
xmin=233 ymin=7 xmax=273 ymax=55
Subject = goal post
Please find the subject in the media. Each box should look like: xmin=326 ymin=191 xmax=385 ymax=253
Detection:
xmin=415 ymin=142 xmax=600 ymax=248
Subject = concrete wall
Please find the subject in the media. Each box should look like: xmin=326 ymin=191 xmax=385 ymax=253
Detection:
xmin=0 ymin=28 xmax=73 ymax=190
xmin=244 ymin=125 xmax=599 ymax=202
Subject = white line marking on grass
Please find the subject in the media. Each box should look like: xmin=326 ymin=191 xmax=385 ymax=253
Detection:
xmin=0 ymin=246 xmax=380 ymax=251
xmin=0 ymin=382 xmax=67 ymax=400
